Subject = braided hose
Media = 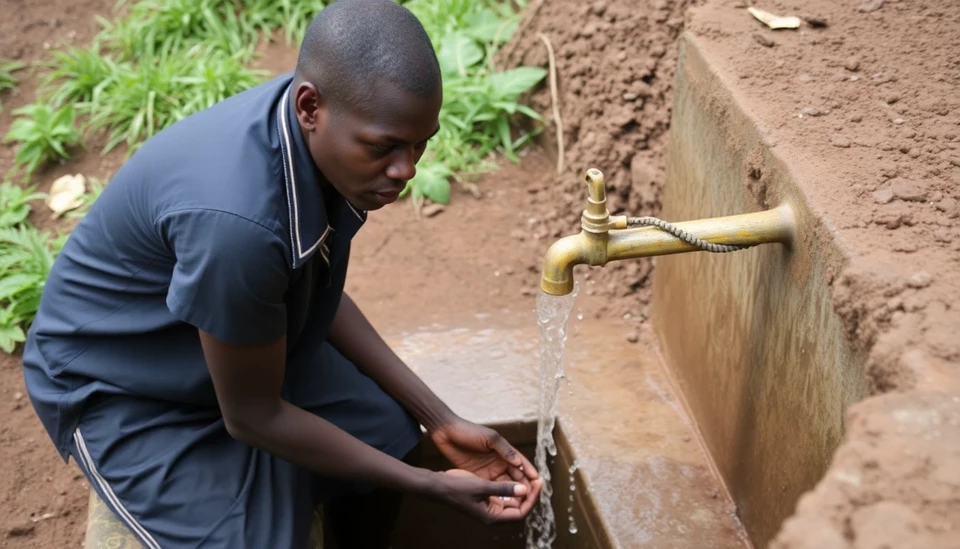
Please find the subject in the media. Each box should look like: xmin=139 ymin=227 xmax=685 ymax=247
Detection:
xmin=626 ymin=216 xmax=753 ymax=253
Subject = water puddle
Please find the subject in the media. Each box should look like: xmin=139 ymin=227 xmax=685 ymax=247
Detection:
xmin=525 ymin=283 xmax=579 ymax=549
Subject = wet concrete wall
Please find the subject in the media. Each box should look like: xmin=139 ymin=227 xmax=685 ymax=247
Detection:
xmin=651 ymin=34 xmax=869 ymax=547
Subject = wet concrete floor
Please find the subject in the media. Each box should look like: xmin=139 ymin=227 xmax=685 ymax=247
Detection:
xmin=386 ymin=306 xmax=751 ymax=548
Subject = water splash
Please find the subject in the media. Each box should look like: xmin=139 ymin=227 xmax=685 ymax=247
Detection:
xmin=568 ymin=462 xmax=579 ymax=535
xmin=525 ymin=283 xmax=579 ymax=549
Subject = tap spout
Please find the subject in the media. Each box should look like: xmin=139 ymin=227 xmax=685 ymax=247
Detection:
xmin=539 ymin=168 xmax=796 ymax=296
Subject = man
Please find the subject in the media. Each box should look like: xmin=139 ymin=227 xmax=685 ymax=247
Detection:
xmin=21 ymin=1 xmax=543 ymax=547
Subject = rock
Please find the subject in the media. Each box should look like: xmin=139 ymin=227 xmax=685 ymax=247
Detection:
xmin=622 ymin=91 xmax=639 ymax=101
xmin=845 ymin=56 xmax=861 ymax=72
xmin=849 ymin=113 xmax=864 ymax=122
xmin=906 ymin=271 xmax=933 ymax=289
xmin=753 ymin=33 xmax=775 ymax=48
xmin=802 ymin=14 xmax=828 ymax=27
xmin=934 ymin=230 xmax=953 ymax=243
xmin=7 ymin=525 xmax=35 ymax=537
xmin=936 ymin=197 xmax=956 ymax=213
xmin=889 ymin=179 xmax=928 ymax=202
xmin=886 ymin=93 xmax=901 ymax=104
xmin=13 ymin=391 xmax=22 ymax=401
xmin=872 ymin=189 xmax=895 ymax=204
xmin=626 ymin=332 xmax=639 ymax=343
xmin=830 ymin=135 xmax=852 ymax=148
xmin=858 ymin=0 xmax=884 ymax=12
xmin=801 ymin=106 xmax=823 ymax=116
xmin=420 ymin=204 xmax=446 ymax=218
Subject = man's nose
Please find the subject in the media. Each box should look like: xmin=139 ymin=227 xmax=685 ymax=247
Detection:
xmin=385 ymin=148 xmax=417 ymax=181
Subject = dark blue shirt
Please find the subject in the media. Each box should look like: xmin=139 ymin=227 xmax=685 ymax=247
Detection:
xmin=22 ymin=73 xmax=367 ymax=459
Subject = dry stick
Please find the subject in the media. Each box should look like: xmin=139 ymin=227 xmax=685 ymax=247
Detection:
xmin=537 ymin=32 xmax=564 ymax=174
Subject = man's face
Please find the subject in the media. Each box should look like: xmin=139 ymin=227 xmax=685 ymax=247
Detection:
xmin=294 ymin=81 xmax=442 ymax=211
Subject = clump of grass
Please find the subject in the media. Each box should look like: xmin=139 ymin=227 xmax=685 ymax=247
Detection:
xmin=0 ymin=181 xmax=64 ymax=353
xmin=3 ymin=103 xmax=83 ymax=181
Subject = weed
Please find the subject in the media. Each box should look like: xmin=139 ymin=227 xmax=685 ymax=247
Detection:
xmin=0 ymin=60 xmax=27 ymax=113
xmin=0 ymin=182 xmax=45 ymax=228
xmin=401 ymin=0 xmax=545 ymax=205
xmin=3 ymin=103 xmax=83 ymax=181
xmin=0 ymin=225 xmax=64 ymax=353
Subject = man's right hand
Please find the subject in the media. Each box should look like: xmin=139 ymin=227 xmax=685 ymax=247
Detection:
xmin=429 ymin=469 xmax=543 ymax=524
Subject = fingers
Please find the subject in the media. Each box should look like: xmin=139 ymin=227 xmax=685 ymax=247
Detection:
xmin=489 ymin=430 xmax=540 ymax=482
xmin=516 ymin=478 xmax=544 ymax=516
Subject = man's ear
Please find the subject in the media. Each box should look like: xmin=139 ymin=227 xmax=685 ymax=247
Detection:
xmin=293 ymin=82 xmax=327 ymax=132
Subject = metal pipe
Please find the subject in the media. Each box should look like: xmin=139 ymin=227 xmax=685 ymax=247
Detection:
xmin=539 ymin=169 xmax=796 ymax=296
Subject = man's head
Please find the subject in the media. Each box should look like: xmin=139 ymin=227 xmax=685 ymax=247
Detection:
xmin=292 ymin=0 xmax=442 ymax=211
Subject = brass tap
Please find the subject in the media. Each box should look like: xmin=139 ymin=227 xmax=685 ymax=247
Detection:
xmin=539 ymin=169 xmax=796 ymax=296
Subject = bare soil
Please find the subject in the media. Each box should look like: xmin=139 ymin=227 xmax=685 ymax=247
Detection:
xmin=2 ymin=0 xmax=959 ymax=548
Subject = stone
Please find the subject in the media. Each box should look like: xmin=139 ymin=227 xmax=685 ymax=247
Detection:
xmin=802 ymin=106 xmax=823 ymax=117
xmin=872 ymin=189 xmax=894 ymax=204
xmin=888 ymin=178 xmax=928 ymax=202
xmin=830 ymin=135 xmax=852 ymax=148
xmin=906 ymin=272 xmax=933 ymax=289
xmin=753 ymin=33 xmax=775 ymax=48
xmin=845 ymin=56 xmax=861 ymax=72
xmin=858 ymin=0 xmax=884 ymax=12
xmin=421 ymin=204 xmax=446 ymax=217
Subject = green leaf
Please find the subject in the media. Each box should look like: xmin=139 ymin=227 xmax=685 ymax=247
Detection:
xmin=412 ymin=162 xmax=453 ymax=205
xmin=489 ymin=67 xmax=547 ymax=99
xmin=437 ymin=32 xmax=484 ymax=77
xmin=466 ymin=9 xmax=518 ymax=44
xmin=0 ymin=323 xmax=25 ymax=354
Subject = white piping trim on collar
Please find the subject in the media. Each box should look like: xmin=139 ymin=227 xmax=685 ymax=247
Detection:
xmin=277 ymin=87 xmax=329 ymax=264
xmin=346 ymin=200 xmax=366 ymax=221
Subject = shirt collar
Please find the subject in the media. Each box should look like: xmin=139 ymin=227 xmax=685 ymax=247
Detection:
xmin=276 ymin=83 xmax=367 ymax=270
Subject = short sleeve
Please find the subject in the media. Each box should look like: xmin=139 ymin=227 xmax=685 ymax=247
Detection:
xmin=160 ymin=209 xmax=290 ymax=345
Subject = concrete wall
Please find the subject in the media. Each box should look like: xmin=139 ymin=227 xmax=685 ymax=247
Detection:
xmin=651 ymin=34 xmax=868 ymax=547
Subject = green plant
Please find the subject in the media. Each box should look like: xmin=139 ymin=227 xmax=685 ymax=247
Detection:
xmin=83 ymin=44 xmax=266 ymax=153
xmin=3 ymin=103 xmax=83 ymax=181
xmin=0 ymin=60 xmax=27 ymax=112
xmin=397 ymin=0 xmax=546 ymax=206
xmin=0 ymin=181 xmax=45 ymax=228
xmin=38 ymin=46 xmax=120 ymax=108
xmin=0 ymin=225 xmax=65 ymax=353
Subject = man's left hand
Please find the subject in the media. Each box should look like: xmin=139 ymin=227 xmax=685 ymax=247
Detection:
xmin=429 ymin=416 xmax=542 ymax=510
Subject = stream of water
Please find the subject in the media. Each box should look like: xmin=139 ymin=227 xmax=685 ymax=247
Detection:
xmin=525 ymin=283 xmax=579 ymax=549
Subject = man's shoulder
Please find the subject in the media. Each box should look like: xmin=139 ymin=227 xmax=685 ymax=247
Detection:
xmin=107 ymin=74 xmax=295 ymax=236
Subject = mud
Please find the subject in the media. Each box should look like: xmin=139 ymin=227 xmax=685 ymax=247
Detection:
xmin=499 ymin=0 xmax=703 ymax=321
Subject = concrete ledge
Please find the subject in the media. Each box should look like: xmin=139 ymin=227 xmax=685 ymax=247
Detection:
xmin=652 ymin=31 xmax=870 ymax=547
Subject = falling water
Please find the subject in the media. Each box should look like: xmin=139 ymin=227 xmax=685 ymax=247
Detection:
xmin=525 ymin=283 xmax=579 ymax=549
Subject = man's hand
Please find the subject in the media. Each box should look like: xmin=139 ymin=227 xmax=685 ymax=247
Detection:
xmin=429 ymin=416 xmax=542 ymax=517
xmin=432 ymin=469 xmax=538 ymax=524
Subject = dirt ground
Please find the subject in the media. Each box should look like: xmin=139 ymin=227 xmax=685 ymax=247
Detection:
xmin=1 ymin=0 xmax=959 ymax=548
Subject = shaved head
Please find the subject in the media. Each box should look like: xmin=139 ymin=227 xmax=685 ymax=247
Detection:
xmin=295 ymin=0 xmax=442 ymax=112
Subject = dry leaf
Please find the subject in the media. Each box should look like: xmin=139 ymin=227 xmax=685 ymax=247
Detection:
xmin=46 ymin=174 xmax=86 ymax=217
xmin=748 ymin=6 xmax=801 ymax=29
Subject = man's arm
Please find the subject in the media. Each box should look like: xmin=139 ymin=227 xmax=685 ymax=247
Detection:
xmin=327 ymin=293 xmax=456 ymax=431
xmin=198 ymin=330 xmax=432 ymax=492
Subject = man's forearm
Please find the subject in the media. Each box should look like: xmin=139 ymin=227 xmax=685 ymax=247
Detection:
xmin=328 ymin=293 xmax=456 ymax=431
xmin=227 ymin=399 xmax=433 ymax=494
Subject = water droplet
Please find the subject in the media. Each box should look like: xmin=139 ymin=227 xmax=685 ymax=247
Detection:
xmin=569 ymin=523 xmax=579 ymax=535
